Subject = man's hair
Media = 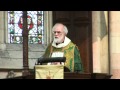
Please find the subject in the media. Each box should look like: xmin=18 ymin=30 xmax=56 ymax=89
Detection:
xmin=52 ymin=23 xmax=68 ymax=35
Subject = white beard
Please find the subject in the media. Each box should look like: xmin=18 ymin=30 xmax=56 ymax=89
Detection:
xmin=53 ymin=35 xmax=64 ymax=43
xmin=52 ymin=36 xmax=71 ymax=48
xmin=54 ymin=38 xmax=61 ymax=43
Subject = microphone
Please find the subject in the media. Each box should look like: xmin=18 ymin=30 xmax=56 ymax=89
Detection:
xmin=37 ymin=57 xmax=66 ymax=65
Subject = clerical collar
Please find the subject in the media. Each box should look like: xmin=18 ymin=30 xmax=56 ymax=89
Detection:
xmin=56 ymin=41 xmax=64 ymax=45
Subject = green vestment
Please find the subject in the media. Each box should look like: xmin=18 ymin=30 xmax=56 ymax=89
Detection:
xmin=43 ymin=41 xmax=84 ymax=73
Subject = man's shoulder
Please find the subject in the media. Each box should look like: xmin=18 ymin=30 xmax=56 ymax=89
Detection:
xmin=69 ymin=42 xmax=79 ymax=50
xmin=48 ymin=42 xmax=53 ymax=46
xmin=69 ymin=41 xmax=76 ymax=47
xmin=65 ymin=41 xmax=76 ymax=49
xmin=45 ymin=42 xmax=52 ymax=49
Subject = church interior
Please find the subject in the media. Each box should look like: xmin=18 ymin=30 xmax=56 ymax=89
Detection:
xmin=0 ymin=11 xmax=120 ymax=79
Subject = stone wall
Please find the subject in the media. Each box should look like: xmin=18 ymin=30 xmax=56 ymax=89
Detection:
xmin=0 ymin=44 xmax=46 ymax=69
xmin=0 ymin=44 xmax=46 ymax=78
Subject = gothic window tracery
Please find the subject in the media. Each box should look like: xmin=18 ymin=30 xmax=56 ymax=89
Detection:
xmin=8 ymin=11 xmax=44 ymax=44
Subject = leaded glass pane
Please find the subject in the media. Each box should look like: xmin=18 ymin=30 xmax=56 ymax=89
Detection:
xmin=8 ymin=11 xmax=44 ymax=44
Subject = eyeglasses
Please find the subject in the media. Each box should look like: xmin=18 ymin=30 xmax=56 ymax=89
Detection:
xmin=53 ymin=31 xmax=62 ymax=34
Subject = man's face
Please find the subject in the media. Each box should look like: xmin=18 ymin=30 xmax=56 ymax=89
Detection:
xmin=53 ymin=24 xmax=65 ymax=43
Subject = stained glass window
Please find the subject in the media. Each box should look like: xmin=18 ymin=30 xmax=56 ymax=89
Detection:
xmin=8 ymin=11 xmax=44 ymax=44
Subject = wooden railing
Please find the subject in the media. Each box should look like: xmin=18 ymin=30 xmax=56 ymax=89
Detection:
xmin=7 ymin=72 xmax=112 ymax=79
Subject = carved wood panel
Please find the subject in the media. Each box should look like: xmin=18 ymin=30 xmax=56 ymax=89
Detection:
xmin=53 ymin=11 xmax=92 ymax=73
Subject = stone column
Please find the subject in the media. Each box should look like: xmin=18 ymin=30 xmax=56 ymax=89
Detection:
xmin=100 ymin=11 xmax=109 ymax=73
xmin=0 ymin=11 xmax=6 ymax=51
xmin=92 ymin=11 xmax=109 ymax=73
xmin=109 ymin=11 xmax=120 ymax=79
xmin=44 ymin=11 xmax=53 ymax=45
xmin=92 ymin=11 xmax=101 ymax=73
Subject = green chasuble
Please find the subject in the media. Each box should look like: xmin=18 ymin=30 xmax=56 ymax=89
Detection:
xmin=43 ymin=41 xmax=84 ymax=73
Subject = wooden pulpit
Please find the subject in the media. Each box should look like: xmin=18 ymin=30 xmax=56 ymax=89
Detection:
xmin=6 ymin=57 xmax=112 ymax=79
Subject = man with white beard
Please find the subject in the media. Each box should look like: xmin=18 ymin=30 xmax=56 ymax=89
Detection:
xmin=42 ymin=23 xmax=84 ymax=73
